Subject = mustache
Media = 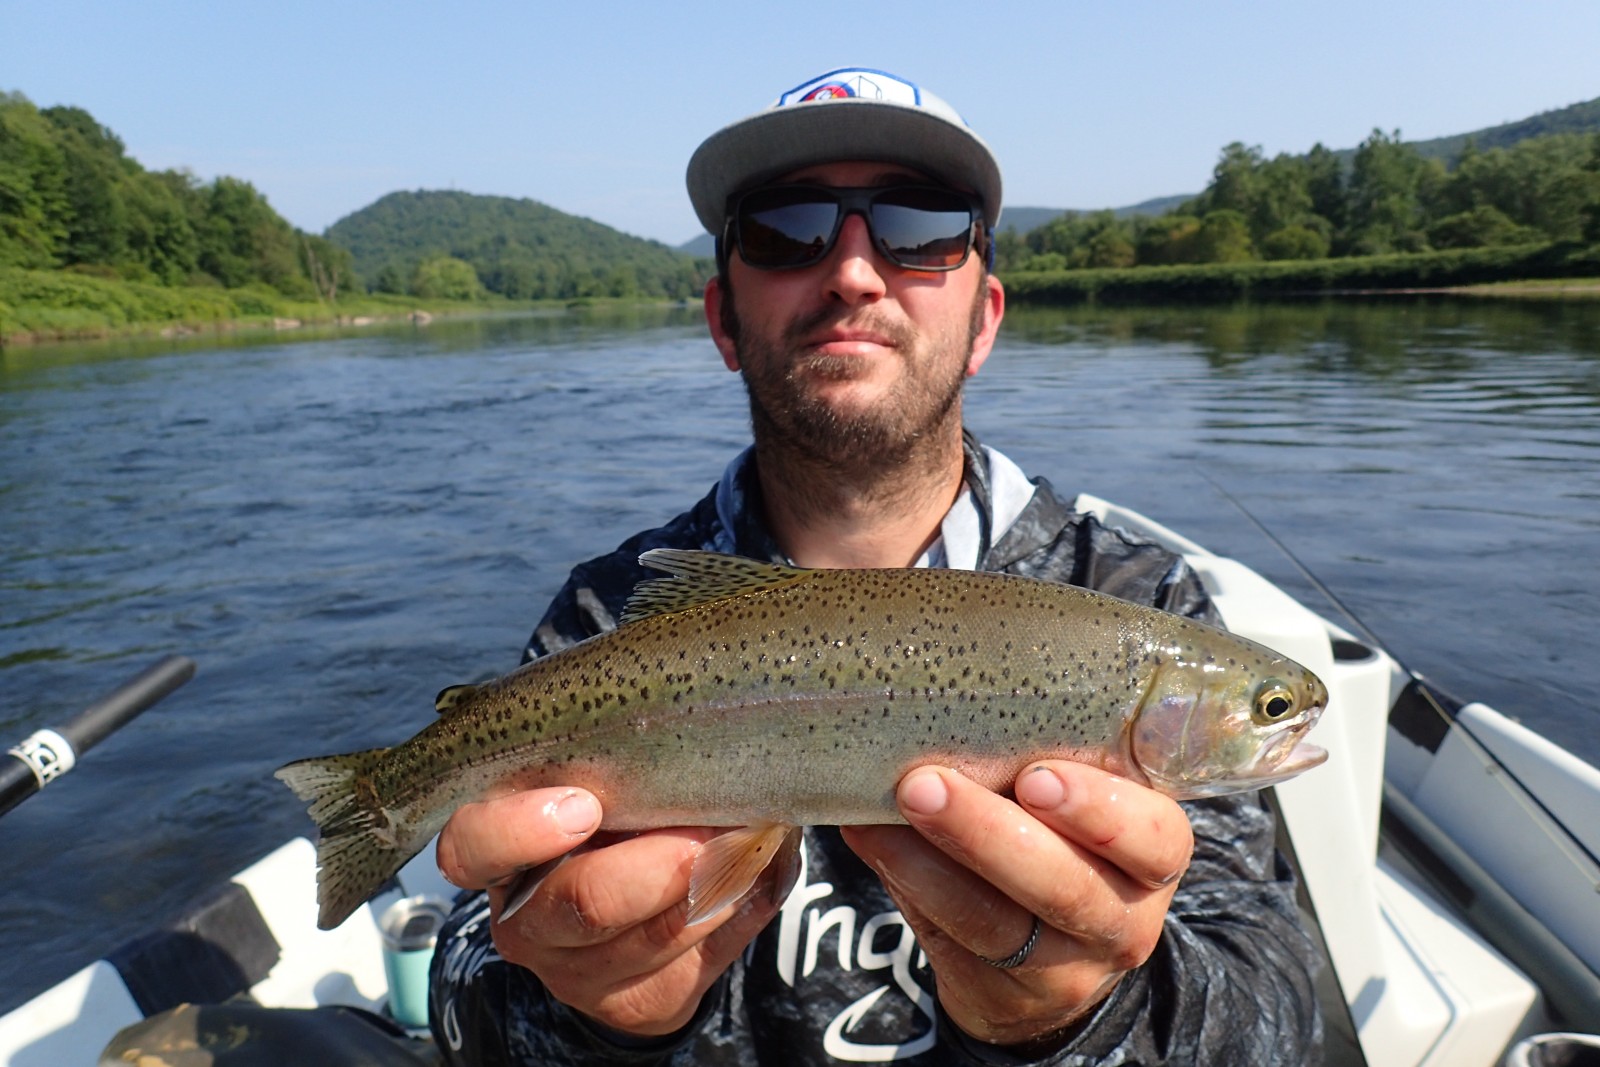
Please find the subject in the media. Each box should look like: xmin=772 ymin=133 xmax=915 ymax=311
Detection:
xmin=782 ymin=307 xmax=917 ymax=350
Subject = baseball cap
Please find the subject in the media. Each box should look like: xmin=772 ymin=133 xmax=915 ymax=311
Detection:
xmin=686 ymin=67 xmax=1003 ymax=235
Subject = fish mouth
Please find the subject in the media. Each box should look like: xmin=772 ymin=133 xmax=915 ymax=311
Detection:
xmin=1275 ymin=741 xmax=1328 ymax=775
xmin=1212 ymin=741 xmax=1326 ymax=796
xmin=1256 ymin=730 xmax=1328 ymax=782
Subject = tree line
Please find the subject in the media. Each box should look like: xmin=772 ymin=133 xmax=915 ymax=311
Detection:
xmin=0 ymin=92 xmax=356 ymax=300
xmin=998 ymin=129 xmax=1600 ymax=273
xmin=9 ymin=87 xmax=1598 ymax=310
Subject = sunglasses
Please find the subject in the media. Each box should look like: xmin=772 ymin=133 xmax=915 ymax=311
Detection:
xmin=726 ymin=184 xmax=984 ymax=272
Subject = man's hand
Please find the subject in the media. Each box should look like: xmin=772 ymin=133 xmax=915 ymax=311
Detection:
xmin=435 ymin=789 xmax=784 ymax=1038
xmin=840 ymin=762 xmax=1193 ymax=1052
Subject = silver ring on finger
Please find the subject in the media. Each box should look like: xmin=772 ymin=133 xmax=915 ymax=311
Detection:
xmin=979 ymin=914 xmax=1042 ymax=970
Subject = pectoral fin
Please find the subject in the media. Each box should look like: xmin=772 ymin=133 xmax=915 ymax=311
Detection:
xmin=685 ymin=823 xmax=803 ymax=927
xmin=496 ymin=852 xmax=571 ymax=924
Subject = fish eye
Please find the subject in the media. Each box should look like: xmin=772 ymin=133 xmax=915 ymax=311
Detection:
xmin=1253 ymin=685 xmax=1298 ymax=724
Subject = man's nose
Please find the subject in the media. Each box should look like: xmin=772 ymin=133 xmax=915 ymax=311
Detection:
xmin=819 ymin=213 xmax=888 ymax=305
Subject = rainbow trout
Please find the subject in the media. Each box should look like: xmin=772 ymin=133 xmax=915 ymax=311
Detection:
xmin=278 ymin=549 xmax=1328 ymax=930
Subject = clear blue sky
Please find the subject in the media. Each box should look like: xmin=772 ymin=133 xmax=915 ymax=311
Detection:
xmin=6 ymin=1 xmax=1597 ymax=246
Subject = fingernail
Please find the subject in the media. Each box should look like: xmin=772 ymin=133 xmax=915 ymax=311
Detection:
xmin=900 ymin=768 xmax=949 ymax=816
xmin=553 ymin=791 xmax=600 ymax=835
xmin=1015 ymin=765 xmax=1066 ymax=810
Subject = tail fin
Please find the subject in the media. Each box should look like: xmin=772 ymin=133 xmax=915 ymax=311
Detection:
xmin=275 ymin=749 xmax=414 ymax=930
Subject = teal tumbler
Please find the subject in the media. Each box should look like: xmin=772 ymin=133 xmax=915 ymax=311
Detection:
xmin=380 ymin=895 xmax=451 ymax=1029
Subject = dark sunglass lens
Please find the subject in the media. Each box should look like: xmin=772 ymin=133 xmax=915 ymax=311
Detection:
xmin=871 ymin=189 xmax=975 ymax=269
xmin=738 ymin=192 xmax=840 ymax=268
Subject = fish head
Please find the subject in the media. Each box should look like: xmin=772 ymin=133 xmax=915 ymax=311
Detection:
xmin=1128 ymin=640 xmax=1329 ymax=800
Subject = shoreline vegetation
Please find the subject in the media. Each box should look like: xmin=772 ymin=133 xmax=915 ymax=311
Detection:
xmin=1001 ymin=241 xmax=1600 ymax=306
xmin=0 ymin=265 xmax=459 ymax=347
xmin=0 ymin=265 xmax=380 ymax=345
xmin=0 ymin=265 xmax=695 ymax=347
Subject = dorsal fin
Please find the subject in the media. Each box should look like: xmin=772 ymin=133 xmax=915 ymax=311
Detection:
xmin=434 ymin=684 xmax=478 ymax=715
xmin=622 ymin=549 xmax=808 ymax=623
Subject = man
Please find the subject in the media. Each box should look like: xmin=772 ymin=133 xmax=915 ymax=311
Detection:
xmin=428 ymin=68 xmax=1323 ymax=1065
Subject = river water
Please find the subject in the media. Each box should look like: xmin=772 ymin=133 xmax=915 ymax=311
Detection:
xmin=2 ymin=298 xmax=1597 ymax=1013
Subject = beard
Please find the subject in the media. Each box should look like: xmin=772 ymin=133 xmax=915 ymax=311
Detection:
xmin=726 ymin=285 xmax=990 ymax=474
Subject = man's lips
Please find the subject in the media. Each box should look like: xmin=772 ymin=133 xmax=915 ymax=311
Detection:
xmin=804 ymin=329 xmax=897 ymax=356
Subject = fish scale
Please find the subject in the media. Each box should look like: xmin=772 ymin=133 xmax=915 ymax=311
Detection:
xmin=279 ymin=549 xmax=1327 ymax=929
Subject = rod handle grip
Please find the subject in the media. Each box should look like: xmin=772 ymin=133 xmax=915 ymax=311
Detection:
xmin=2 ymin=655 xmax=196 ymax=818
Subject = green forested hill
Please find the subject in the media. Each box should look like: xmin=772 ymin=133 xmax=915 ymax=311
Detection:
xmin=328 ymin=190 xmax=710 ymax=300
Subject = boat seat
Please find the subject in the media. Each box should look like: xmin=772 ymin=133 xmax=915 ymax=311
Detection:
xmin=107 ymin=879 xmax=280 ymax=1016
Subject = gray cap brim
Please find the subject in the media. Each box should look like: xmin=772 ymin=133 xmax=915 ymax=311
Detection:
xmin=687 ymin=97 xmax=1003 ymax=235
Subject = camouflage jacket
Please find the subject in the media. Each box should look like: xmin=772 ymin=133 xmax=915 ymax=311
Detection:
xmin=428 ymin=433 xmax=1324 ymax=1066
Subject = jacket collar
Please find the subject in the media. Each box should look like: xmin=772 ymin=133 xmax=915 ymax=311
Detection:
xmin=711 ymin=430 xmax=1038 ymax=571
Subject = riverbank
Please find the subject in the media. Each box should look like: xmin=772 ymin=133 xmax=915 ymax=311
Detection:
xmin=1001 ymin=240 xmax=1600 ymax=306
xmin=1449 ymin=277 xmax=1600 ymax=298
xmin=0 ymin=267 xmax=565 ymax=348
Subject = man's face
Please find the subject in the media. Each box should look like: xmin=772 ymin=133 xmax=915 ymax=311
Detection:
xmin=705 ymin=161 xmax=1005 ymax=471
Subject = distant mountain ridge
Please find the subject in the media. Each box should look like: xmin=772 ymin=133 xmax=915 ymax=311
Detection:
xmin=1367 ymin=94 xmax=1600 ymax=165
xmin=675 ymin=94 xmax=1599 ymax=249
xmin=997 ymin=196 xmax=1193 ymax=235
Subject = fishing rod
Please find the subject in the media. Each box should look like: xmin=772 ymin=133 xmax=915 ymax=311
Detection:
xmin=1197 ymin=471 xmax=1599 ymax=875
xmin=1198 ymin=473 xmax=1600 ymax=1026
xmin=1198 ymin=471 xmax=1428 ymax=685
xmin=1 ymin=654 xmax=196 ymax=818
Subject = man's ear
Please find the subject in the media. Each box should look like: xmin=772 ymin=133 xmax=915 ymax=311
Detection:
xmin=965 ymin=273 xmax=1005 ymax=378
xmin=703 ymin=276 xmax=741 ymax=372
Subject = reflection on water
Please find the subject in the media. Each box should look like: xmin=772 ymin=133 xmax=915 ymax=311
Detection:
xmin=1002 ymin=297 xmax=1600 ymax=364
xmin=1 ymin=298 xmax=1597 ymax=1014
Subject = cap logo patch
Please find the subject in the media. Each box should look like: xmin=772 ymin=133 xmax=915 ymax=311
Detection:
xmin=801 ymin=83 xmax=858 ymax=101
xmin=778 ymin=68 xmax=922 ymax=109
